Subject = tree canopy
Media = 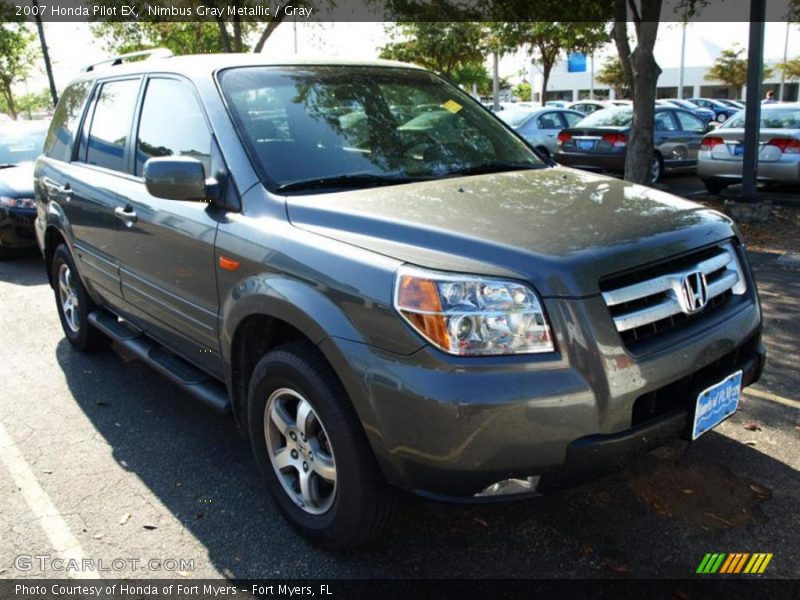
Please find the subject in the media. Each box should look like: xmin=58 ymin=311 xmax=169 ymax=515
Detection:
xmin=704 ymin=46 xmax=774 ymax=97
xmin=0 ymin=21 xmax=37 ymax=119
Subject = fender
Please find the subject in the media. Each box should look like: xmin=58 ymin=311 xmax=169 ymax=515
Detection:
xmin=220 ymin=273 xmax=367 ymax=361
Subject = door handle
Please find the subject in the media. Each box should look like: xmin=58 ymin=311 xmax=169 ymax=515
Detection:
xmin=114 ymin=206 xmax=137 ymax=227
xmin=42 ymin=178 xmax=72 ymax=201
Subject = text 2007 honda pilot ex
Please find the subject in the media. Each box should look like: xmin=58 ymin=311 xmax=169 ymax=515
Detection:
xmin=35 ymin=53 xmax=765 ymax=548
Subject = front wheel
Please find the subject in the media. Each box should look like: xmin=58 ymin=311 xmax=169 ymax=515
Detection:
xmin=51 ymin=245 xmax=110 ymax=352
xmin=247 ymin=341 xmax=394 ymax=548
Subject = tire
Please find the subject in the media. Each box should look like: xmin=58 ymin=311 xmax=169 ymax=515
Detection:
xmin=247 ymin=341 xmax=394 ymax=548
xmin=702 ymin=179 xmax=728 ymax=195
xmin=650 ymin=153 xmax=664 ymax=184
xmin=51 ymin=244 xmax=111 ymax=352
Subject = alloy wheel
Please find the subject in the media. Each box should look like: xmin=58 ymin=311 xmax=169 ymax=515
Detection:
xmin=57 ymin=263 xmax=80 ymax=333
xmin=264 ymin=388 xmax=337 ymax=515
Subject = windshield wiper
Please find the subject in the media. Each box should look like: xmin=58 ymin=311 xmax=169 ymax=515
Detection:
xmin=276 ymin=173 xmax=422 ymax=193
xmin=444 ymin=161 xmax=545 ymax=178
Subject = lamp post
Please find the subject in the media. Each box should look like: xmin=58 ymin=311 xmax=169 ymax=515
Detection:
xmin=741 ymin=0 xmax=766 ymax=201
xmin=678 ymin=21 xmax=687 ymax=99
xmin=32 ymin=0 xmax=58 ymax=107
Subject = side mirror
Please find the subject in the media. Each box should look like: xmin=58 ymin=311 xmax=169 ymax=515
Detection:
xmin=143 ymin=157 xmax=214 ymax=201
xmin=705 ymin=122 xmax=717 ymax=133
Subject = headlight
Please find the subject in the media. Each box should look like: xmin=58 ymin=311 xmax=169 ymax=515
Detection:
xmin=0 ymin=196 xmax=35 ymax=208
xmin=393 ymin=266 xmax=554 ymax=356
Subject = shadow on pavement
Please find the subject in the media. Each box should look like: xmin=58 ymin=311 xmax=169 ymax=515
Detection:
xmin=0 ymin=249 xmax=48 ymax=286
xmin=54 ymin=334 xmax=800 ymax=579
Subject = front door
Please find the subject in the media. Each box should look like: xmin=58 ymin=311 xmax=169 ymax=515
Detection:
xmin=114 ymin=76 xmax=222 ymax=370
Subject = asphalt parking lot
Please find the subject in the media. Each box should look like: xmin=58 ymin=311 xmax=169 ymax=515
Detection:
xmin=1 ymin=209 xmax=798 ymax=580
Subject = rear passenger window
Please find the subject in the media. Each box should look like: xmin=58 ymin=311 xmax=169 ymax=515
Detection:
xmin=135 ymin=78 xmax=211 ymax=176
xmin=43 ymin=81 xmax=92 ymax=162
xmin=675 ymin=111 xmax=705 ymax=133
xmin=85 ymin=79 xmax=140 ymax=172
xmin=655 ymin=112 xmax=677 ymax=131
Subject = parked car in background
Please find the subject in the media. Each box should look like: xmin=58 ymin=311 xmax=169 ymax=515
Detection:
xmin=498 ymin=107 xmax=583 ymax=157
xmin=718 ymin=99 xmax=746 ymax=110
xmin=556 ymin=105 xmax=710 ymax=183
xmin=698 ymin=103 xmax=800 ymax=193
xmin=567 ymin=100 xmax=615 ymax=115
xmin=0 ymin=120 xmax=48 ymax=257
xmin=545 ymin=100 xmax=569 ymax=108
xmin=688 ymin=98 xmax=739 ymax=123
xmin=657 ymin=99 xmax=716 ymax=124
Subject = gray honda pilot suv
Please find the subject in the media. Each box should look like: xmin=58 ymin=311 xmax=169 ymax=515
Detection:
xmin=35 ymin=53 xmax=765 ymax=548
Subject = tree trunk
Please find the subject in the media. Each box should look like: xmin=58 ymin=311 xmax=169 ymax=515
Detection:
xmin=254 ymin=16 xmax=286 ymax=53
xmin=1 ymin=83 xmax=17 ymax=119
xmin=615 ymin=1 xmax=663 ymax=185
xmin=540 ymin=64 xmax=551 ymax=104
xmin=233 ymin=18 xmax=243 ymax=52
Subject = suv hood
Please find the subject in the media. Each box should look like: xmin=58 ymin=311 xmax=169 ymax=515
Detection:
xmin=286 ymin=167 xmax=736 ymax=297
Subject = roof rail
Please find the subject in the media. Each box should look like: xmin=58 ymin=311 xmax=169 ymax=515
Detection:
xmin=83 ymin=48 xmax=174 ymax=73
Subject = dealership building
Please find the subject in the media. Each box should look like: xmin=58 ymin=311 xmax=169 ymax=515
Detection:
xmin=519 ymin=22 xmax=798 ymax=103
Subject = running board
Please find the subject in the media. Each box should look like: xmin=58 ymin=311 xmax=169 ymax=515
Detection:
xmin=88 ymin=310 xmax=231 ymax=414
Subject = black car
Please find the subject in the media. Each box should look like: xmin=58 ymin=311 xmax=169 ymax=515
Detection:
xmin=555 ymin=106 xmax=712 ymax=183
xmin=1 ymin=121 xmax=48 ymax=256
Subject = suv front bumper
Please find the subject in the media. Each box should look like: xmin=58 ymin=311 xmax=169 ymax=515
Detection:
xmin=321 ymin=292 xmax=763 ymax=499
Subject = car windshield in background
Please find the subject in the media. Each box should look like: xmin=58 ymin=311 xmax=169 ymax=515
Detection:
xmin=575 ymin=108 xmax=633 ymax=128
xmin=218 ymin=66 xmax=546 ymax=192
xmin=723 ymin=107 xmax=800 ymax=130
xmin=0 ymin=123 xmax=48 ymax=166
xmin=498 ymin=110 xmax=533 ymax=128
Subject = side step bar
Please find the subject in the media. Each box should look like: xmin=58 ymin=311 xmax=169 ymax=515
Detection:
xmin=88 ymin=310 xmax=231 ymax=414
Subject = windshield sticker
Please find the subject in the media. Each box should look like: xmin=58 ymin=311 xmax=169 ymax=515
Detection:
xmin=441 ymin=100 xmax=463 ymax=114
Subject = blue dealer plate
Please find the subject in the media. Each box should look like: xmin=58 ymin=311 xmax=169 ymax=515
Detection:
xmin=577 ymin=140 xmax=595 ymax=151
xmin=692 ymin=370 xmax=743 ymax=440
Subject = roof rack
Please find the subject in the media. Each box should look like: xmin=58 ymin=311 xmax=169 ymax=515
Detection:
xmin=82 ymin=48 xmax=174 ymax=73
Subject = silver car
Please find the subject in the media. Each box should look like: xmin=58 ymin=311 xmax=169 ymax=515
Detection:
xmin=498 ymin=108 xmax=583 ymax=157
xmin=698 ymin=103 xmax=800 ymax=193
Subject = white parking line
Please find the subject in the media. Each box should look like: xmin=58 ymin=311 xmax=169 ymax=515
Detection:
xmin=744 ymin=387 xmax=800 ymax=410
xmin=0 ymin=423 xmax=92 ymax=579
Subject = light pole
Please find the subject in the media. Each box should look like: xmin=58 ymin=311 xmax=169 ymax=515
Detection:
xmin=741 ymin=0 xmax=766 ymax=201
xmin=32 ymin=0 xmax=58 ymax=107
xmin=779 ymin=21 xmax=789 ymax=101
xmin=678 ymin=21 xmax=687 ymax=99
xmin=589 ymin=53 xmax=594 ymax=99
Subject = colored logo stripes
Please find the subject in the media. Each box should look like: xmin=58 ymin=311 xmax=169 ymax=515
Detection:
xmin=696 ymin=553 xmax=773 ymax=574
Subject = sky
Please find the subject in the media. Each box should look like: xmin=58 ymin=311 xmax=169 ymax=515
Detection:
xmin=23 ymin=21 xmax=800 ymax=94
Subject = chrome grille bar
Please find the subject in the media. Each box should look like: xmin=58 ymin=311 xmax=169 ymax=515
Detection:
xmin=602 ymin=243 xmax=746 ymax=333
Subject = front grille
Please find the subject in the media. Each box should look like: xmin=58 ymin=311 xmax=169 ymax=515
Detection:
xmin=631 ymin=333 xmax=760 ymax=427
xmin=601 ymin=241 xmax=748 ymax=350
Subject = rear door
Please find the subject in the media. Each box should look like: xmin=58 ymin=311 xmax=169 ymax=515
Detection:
xmin=114 ymin=76 xmax=222 ymax=369
xmin=653 ymin=110 xmax=685 ymax=168
xmin=42 ymin=78 xmax=141 ymax=304
xmin=534 ymin=111 xmax=565 ymax=154
xmin=673 ymin=110 xmax=706 ymax=165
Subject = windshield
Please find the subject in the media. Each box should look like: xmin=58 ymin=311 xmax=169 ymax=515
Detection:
xmin=498 ymin=109 xmax=533 ymax=128
xmin=218 ymin=66 xmax=545 ymax=191
xmin=0 ymin=123 xmax=48 ymax=166
xmin=576 ymin=108 xmax=632 ymax=128
xmin=723 ymin=107 xmax=800 ymax=129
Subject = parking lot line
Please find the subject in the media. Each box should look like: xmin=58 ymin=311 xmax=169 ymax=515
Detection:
xmin=0 ymin=423 xmax=92 ymax=579
xmin=743 ymin=387 xmax=800 ymax=410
